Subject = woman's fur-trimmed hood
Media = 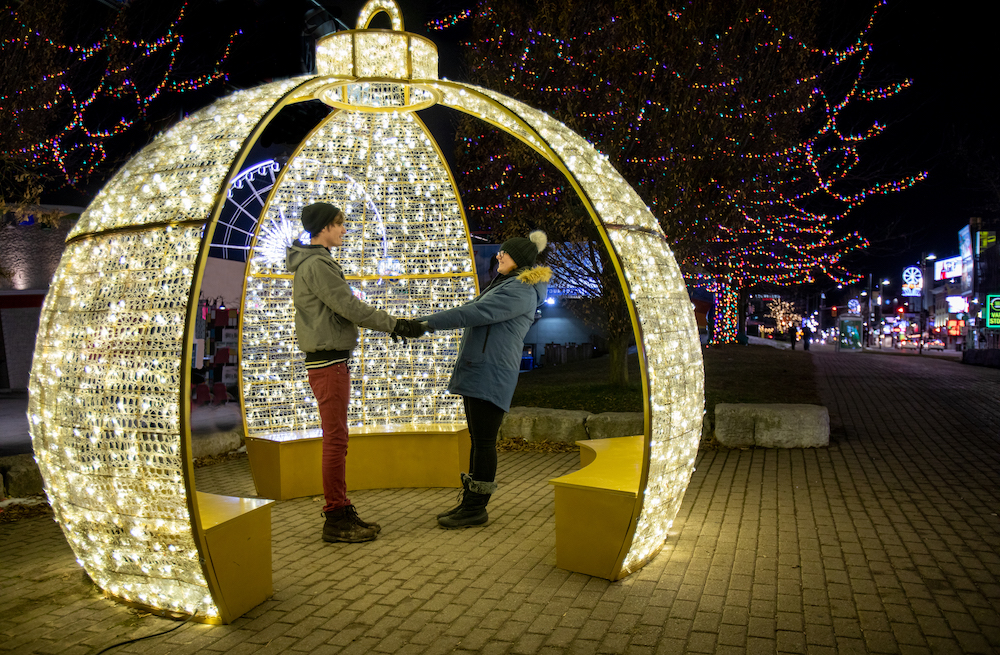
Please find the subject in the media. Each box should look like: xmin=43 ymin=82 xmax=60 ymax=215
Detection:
xmin=516 ymin=266 xmax=552 ymax=285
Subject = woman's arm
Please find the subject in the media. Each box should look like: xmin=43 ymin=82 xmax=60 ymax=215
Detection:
xmin=424 ymin=282 xmax=536 ymax=331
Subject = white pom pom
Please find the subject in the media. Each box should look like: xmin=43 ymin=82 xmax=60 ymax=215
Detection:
xmin=528 ymin=230 xmax=547 ymax=253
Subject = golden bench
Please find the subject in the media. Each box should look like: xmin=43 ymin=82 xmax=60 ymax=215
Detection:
xmin=245 ymin=424 xmax=471 ymax=500
xmin=108 ymin=492 xmax=275 ymax=624
xmin=195 ymin=492 xmax=274 ymax=623
xmin=548 ymin=435 xmax=643 ymax=580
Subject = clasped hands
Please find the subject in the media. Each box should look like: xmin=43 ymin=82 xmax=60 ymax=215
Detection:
xmin=389 ymin=318 xmax=432 ymax=344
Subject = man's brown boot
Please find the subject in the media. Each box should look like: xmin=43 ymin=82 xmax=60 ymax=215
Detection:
xmin=322 ymin=505 xmax=377 ymax=543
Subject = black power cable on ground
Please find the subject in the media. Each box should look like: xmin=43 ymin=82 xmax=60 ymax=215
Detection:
xmin=91 ymin=612 xmax=198 ymax=654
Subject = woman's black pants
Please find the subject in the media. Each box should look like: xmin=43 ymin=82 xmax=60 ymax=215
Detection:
xmin=463 ymin=395 xmax=506 ymax=482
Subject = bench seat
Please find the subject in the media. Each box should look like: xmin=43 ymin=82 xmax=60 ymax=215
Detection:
xmin=548 ymin=435 xmax=643 ymax=580
xmin=196 ymin=492 xmax=274 ymax=624
xmin=245 ymin=423 xmax=470 ymax=500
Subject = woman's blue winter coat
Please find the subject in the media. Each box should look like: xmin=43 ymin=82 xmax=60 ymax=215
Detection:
xmin=423 ymin=266 xmax=552 ymax=412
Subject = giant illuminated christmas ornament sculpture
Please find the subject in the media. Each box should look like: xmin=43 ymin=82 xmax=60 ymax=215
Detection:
xmin=28 ymin=0 xmax=703 ymax=623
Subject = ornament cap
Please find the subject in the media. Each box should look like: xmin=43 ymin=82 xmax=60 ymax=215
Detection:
xmin=314 ymin=0 xmax=439 ymax=111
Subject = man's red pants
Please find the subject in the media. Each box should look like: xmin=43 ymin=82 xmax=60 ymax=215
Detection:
xmin=307 ymin=362 xmax=351 ymax=513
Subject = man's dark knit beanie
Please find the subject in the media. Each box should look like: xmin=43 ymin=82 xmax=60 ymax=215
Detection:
xmin=301 ymin=203 xmax=342 ymax=237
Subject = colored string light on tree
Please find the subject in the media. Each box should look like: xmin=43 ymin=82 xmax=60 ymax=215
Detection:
xmin=1 ymin=2 xmax=240 ymax=189
xmin=436 ymin=0 xmax=923 ymax=344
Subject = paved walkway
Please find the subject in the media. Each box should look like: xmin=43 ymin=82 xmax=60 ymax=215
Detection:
xmin=2 ymin=350 xmax=998 ymax=654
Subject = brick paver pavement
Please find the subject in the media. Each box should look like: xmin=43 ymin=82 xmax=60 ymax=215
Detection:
xmin=2 ymin=350 xmax=998 ymax=654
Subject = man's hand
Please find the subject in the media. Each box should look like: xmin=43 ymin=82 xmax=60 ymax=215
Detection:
xmin=390 ymin=318 xmax=427 ymax=343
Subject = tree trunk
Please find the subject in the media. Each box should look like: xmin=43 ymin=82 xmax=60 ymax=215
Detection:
xmin=709 ymin=280 xmax=741 ymax=345
xmin=608 ymin=333 xmax=630 ymax=386
xmin=737 ymin=288 xmax=750 ymax=343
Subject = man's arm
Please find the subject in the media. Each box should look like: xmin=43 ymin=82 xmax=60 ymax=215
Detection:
xmin=302 ymin=258 xmax=396 ymax=333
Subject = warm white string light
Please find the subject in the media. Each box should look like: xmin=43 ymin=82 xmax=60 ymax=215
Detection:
xmin=241 ymin=110 xmax=476 ymax=435
xmin=28 ymin=76 xmax=325 ymax=621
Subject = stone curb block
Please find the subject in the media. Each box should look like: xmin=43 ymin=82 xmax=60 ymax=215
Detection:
xmin=500 ymin=407 xmax=645 ymax=443
xmin=0 ymin=453 xmax=44 ymax=498
xmin=585 ymin=412 xmax=645 ymax=440
xmin=500 ymin=407 xmax=591 ymax=443
xmin=191 ymin=428 xmax=244 ymax=460
xmin=715 ymin=403 xmax=829 ymax=448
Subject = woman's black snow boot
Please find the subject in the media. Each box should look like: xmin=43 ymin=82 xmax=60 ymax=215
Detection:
xmin=437 ymin=473 xmax=497 ymax=528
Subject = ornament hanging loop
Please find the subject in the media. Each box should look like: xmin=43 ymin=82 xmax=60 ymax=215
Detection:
xmin=358 ymin=0 xmax=404 ymax=31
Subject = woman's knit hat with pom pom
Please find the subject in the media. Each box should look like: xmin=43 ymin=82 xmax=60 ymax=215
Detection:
xmin=500 ymin=230 xmax=548 ymax=269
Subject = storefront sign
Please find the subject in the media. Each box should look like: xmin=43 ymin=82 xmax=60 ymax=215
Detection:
xmin=946 ymin=296 xmax=969 ymax=314
xmin=934 ymin=256 xmax=963 ymax=280
xmin=987 ymin=295 xmax=1000 ymax=329
xmin=959 ymin=226 xmax=974 ymax=295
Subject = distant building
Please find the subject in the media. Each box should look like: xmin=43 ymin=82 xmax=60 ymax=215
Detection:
xmin=1 ymin=210 xmax=82 ymax=390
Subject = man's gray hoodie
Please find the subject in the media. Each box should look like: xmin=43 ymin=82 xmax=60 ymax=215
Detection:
xmin=286 ymin=241 xmax=396 ymax=354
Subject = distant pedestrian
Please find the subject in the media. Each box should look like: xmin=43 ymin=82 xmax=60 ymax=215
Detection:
xmin=790 ymin=327 xmax=797 ymax=350
xmin=802 ymin=325 xmax=812 ymax=351
xmin=421 ymin=230 xmax=551 ymax=528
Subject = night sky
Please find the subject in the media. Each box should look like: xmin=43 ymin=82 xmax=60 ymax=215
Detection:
xmin=819 ymin=0 xmax=1000 ymax=285
xmin=238 ymin=0 xmax=1000 ymax=289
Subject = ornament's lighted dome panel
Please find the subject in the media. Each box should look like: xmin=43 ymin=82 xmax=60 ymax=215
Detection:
xmin=242 ymin=110 xmax=476 ymax=434
xmin=29 ymin=76 xmax=323 ymax=621
xmin=29 ymin=0 xmax=704 ymax=622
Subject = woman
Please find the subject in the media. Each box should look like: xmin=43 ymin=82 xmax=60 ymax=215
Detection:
xmin=422 ymin=230 xmax=551 ymax=528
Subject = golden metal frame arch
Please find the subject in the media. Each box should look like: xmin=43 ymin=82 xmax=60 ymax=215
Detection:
xmin=419 ymin=80 xmax=704 ymax=578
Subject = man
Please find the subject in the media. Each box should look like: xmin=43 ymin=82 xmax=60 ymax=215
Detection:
xmin=286 ymin=202 xmax=424 ymax=543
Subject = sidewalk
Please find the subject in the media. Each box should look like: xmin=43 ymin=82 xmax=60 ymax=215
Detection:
xmin=2 ymin=351 xmax=999 ymax=654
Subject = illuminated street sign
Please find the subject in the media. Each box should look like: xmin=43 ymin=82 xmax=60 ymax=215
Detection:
xmin=934 ymin=256 xmax=963 ymax=280
xmin=902 ymin=266 xmax=922 ymax=297
xmin=987 ymin=295 xmax=1000 ymax=329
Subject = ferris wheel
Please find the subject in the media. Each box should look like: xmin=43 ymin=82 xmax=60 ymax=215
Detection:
xmin=903 ymin=266 xmax=922 ymax=286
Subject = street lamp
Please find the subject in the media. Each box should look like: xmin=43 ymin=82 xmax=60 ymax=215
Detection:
xmin=920 ymin=254 xmax=937 ymax=353
xmin=877 ymin=279 xmax=889 ymax=347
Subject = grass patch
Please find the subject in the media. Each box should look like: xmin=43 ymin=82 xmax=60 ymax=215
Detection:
xmin=497 ymin=437 xmax=579 ymax=453
xmin=511 ymin=354 xmax=645 ymax=412
xmin=0 ymin=498 xmax=53 ymax=524
xmin=702 ymin=344 xmax=820 ymax=416
xmin=510 ymin=344 xmax=819 ymax=415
